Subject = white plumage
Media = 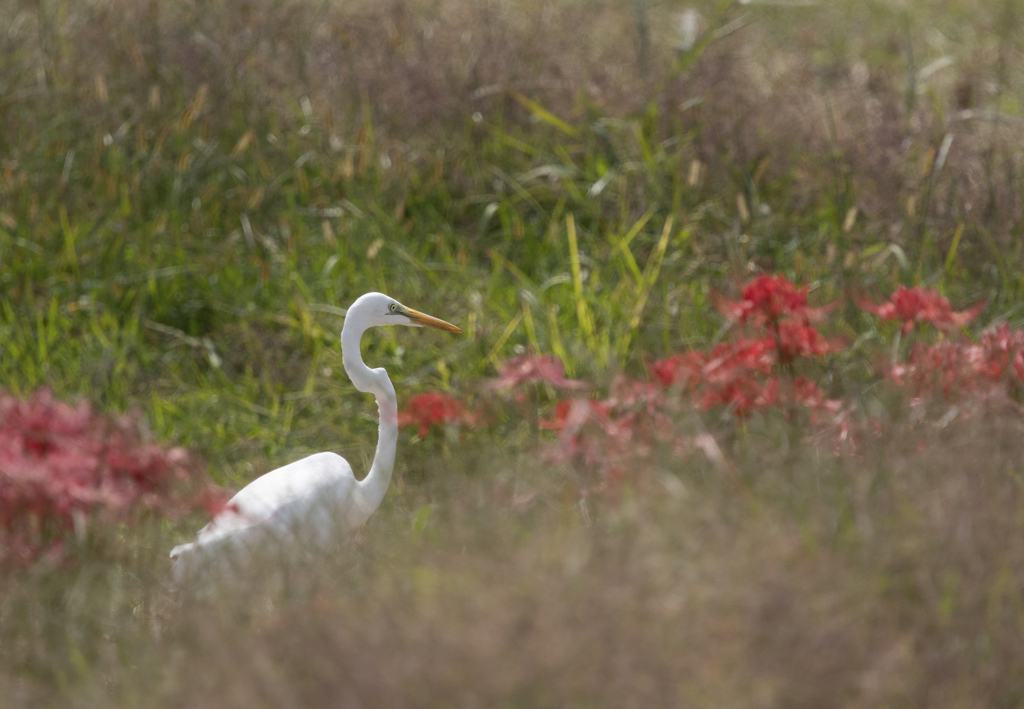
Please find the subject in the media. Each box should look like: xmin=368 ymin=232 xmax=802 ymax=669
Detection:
xmin=170 ymin=292 xmax=461 ymax=586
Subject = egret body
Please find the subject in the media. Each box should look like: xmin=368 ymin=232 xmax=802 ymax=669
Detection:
xmin=170 ymin=292 xmax=461 ymax=579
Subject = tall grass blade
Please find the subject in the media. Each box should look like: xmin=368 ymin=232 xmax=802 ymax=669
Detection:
xmin=486 ymin=312 xmax=523 ymax=369
xmin=977 ymin=225 xmax=1011 ymax=295
xmin=944 ymin=222 xmax=965 ymax=278
xmin=618 ymin=216 xmax=673 ymax=358
xmin=522 ymin=299 xmax=541 ymax=354
xmin=546 ymin=305 xmax=573 ymax=375
xmin=509 ymin=91 xmax=578 ymax=137
xmin=609 ymin=206 xmax=656 ymax=283
xmin=566 ymin=214 xmax=596 ymax=354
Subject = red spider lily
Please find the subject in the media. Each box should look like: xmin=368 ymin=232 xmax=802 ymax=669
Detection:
xmin=653 ymin=339 xmax=777 ymax=416
xmin=700 ymin=338 xmax=776 ymax=384
xmin=541 ymin=399 xmax=613 ymax=462
xmin=542 ymin=377 xmax=684 ymax=488
xmin=538 ymin=400 xmax=574 ymax=431
xmin=716 ymin=274 xmax=837 ymax=325
xmin=541 ymin=399 xmax=636 ymax=482
xmin=0 ymin=389 xmax=207 ymax=565
xmin=885 ymin=323 xmax=1024 ymax=401
xmin=699 ymin=375 xmax=780 ymax=415
xmin=890 ymin=341 xmax=980 ymax=398
xmin=773 ymin=321 xmax=837 ymax=364
xmin=485 ymin=353 xmax=587 ymax=392
xmin=857 ymin=285 xmax=986 ymax=334
xmin=605 ymin=377 xmax=665 ymax=415
xmin=792 ymin=377 xmax=830 ymax=409
xmin=537 ymin=273 xmax=852 ymax=486
xmin=602 ymin=380 xmax=677 ymax=452
xmin=806 ymin=403 xmax=864 ymax=456
xmin=975 ymin=323 xmax=1024 ymax=384
xmin=397 ymin=392 xmax=469 ymax=437
xmin=790 ymin=377 xmax=843 ymax=423
xmin=539 ymin=399 xmax=609 ymax=432
xmin=651 ymin=352 xmax=705 ymax=388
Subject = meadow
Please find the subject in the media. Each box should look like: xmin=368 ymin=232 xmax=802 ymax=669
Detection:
xmin=3 ymin=0 xmax=1024 ymax=705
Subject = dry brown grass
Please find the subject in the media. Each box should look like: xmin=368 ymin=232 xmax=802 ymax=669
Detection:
xmin=5 ymin=0 xmax=1023 ymax=245
xmin=4 ymin=401 xmax=1024 ymax=707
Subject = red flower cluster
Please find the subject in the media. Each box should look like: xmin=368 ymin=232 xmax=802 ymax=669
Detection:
xmin=540 ymin=380 xmax=674 ymax=488
xmin=485 ymin=353 xmax=587 ymax=392
xmin=532 ymin=276 xmax=846 ymax=483
xmin=858 ymin=285 xmax=986 ymax=334
xmin=776 ymin=321 xmax=834 ymax=364
xmin=540 ymin=400 xmax=618 ymax=483
xmin=888 ymin=323 xmax=1024 ymax=399
xmin=655 ymin=338 xmax=773 ymax=384
xmin=653 ymin=273 xmax=840 ymax=418
xmin=477 ymin=277 xmax=1010 ymax=490
xmin=717 ymin=274 xmax=836 ymax=326
xmin=976 ymin=323 xmax=1024 ymax=382
xmin=791 ymin=378 xmax=843 ymax=423
xmin=397 ymin=392 xmax=472 ymax=437
xmin=854 ymin=285 xmax=1024 ymax=404
xmin=0 ymin=389 xmax=213 ymax=564
xmin=693 ymin=339 xmax=778 ymax=413
xmin=890 ymin=342 xmax=973 ymax=398
xmin=603 ymin=377 xmax=664 ymax=415
xmin=651 ymin=351 xmax=705 ymax=389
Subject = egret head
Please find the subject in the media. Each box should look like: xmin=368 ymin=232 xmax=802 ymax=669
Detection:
xmin=347 ymin=292 xmax=462 ymax=333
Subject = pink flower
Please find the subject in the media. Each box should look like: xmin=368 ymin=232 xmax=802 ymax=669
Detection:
xmin=653 ymin=340 xmax=777 ymax=416
xmin=791 ymin=378 xmax=842 ymax=423
xmin=889 ymin=341 xmax=978 ymax=398
xmin=541 ymin=399 xmax=599 ymax=431
xmin=605 ymin=377 xmax=665 ymax=415
xmin=774 ymin=321 xmax=837 ymax=364
xmin=717 ymin=275 xmax=837 ymax=326
xmin=975 ymin=323 xmax=1024 ymax=384
xmin=700 ymin=338 xmax=776 ymax=383
xmin=698 ymin=375 xmax=779 ymax=415
xmin=486 ymin=353 xmax=587 ymax=392
xmin=0 ymin=389 xmax=208 ymax=565
xmin=651 ymin=352 xmax=705 ymax=388
xmin=541 ymin=398 xmax=635 ymax=485
xmin=397 ymin=392 xmax=468 ymax=437
xmin=884 ymin=323 xmax=1024 ymax=400
xmin=857 ymin=285 xmax=986 ymax=334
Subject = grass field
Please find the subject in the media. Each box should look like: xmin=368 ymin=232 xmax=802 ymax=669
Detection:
xmin=3 ymin=0 xmax=1024 ymax=705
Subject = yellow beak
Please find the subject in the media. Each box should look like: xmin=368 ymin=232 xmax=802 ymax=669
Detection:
xmin=404 ymin=308 xmax=463 ymax=333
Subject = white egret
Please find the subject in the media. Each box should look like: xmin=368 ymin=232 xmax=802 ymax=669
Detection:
xmin=170 ymin=292 xmax=461 ymax=582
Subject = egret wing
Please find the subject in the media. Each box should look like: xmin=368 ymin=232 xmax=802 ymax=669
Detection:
xmin=194 ymin=452 xmax=356 ymax=547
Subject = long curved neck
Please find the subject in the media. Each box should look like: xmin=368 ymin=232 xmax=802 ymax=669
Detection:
xmin=341 ymin=318 xmax=398 ymax=516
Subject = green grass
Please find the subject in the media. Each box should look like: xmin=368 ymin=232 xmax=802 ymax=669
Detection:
xmin=3 ymin=0 xmax=1024 ymax=705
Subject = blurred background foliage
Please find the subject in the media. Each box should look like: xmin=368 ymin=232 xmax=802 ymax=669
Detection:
xmin=3 ymin=0 xmax=1024 ymax=705
xmin=3 ymin=0 xmax=1022 ymax=476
